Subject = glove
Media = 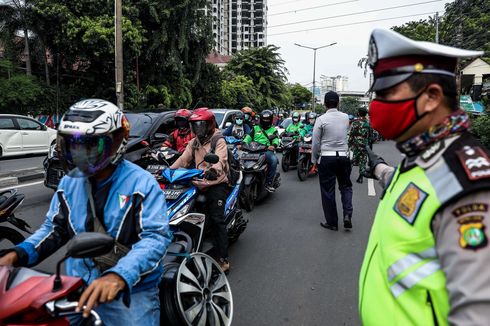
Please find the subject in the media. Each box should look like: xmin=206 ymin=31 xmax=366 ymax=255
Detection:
xmin=363 ymin=145 xmax=386 ymax=179
xmin=204 ymin=168 xmax=218 ymax=181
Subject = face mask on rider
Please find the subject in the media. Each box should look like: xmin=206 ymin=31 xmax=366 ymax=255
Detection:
xmin=235 ymin=118 xmax=243 ymax=126
xmin=369 ymin=88 xmax=428 ymax=140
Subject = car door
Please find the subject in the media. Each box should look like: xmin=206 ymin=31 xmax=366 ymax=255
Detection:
xmin=223 ymin=112 xmax=236 ymax=130
xmin=0 ymin=116 xmax=22 ymax=156
xmin=16 ymin=117 xmax=49 ymax=153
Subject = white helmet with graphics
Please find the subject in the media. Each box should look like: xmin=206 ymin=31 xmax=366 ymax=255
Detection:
xmin=57 ymin=99 xmax=130 ymax=177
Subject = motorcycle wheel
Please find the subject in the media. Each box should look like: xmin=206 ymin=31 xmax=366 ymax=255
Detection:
xmin=297 ymin=158 xmax=309 ymax=181
xmin=241 ymin=184 xmax=255 ymax=212
xmin=176 ymin=253 xmax=233 ymax=326
xmin=281 ymin=153 xmax=290 ymax=172
xmin=0 ymin=226 xmax=25 ymax=245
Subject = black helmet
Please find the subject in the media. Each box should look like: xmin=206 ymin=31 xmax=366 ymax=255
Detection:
xmin=260 ymin=110 xmax=273 ymax=129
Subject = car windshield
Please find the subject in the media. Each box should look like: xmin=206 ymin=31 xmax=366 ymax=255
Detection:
xmin=213 ymin=112 xmax=225 ymax=126
xmin=280 ymin=118 xmax=292 ymax=129
xmin=126 ymin=113 xmax=153 ymax=138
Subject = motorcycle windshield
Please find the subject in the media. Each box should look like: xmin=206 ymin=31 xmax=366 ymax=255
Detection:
xmin=162 ymin=168 xmax=203 ymax=183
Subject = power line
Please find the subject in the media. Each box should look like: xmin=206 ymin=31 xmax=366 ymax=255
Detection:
xmin=269 ymin=0 xmax=358 ymax=17
xmin=269 ymin=11 xmax=439 ymax=36
xmin=269 ymin=0 xmax=442 ymax=28
xmin=269 ymin=0 xmax=316 ymax=8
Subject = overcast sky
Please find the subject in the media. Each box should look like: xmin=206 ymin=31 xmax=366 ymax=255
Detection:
xmin=267 ymin=0 xmax=454 ymax=91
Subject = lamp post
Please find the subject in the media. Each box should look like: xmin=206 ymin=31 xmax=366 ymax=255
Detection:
xmin=295 ymin=42 xmax=337 ymax=112
xmin=115 ymin=0 xmax=124 ymax=109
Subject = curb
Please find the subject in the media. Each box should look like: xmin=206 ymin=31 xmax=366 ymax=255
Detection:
xmin=0 ymin=177 xmax=18 ymax=188
xmin=0 ymin=168 xmax=45 ymax=188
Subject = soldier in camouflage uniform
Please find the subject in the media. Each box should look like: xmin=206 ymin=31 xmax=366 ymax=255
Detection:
xmin=348 ymin=107 xmax=372 ymax=183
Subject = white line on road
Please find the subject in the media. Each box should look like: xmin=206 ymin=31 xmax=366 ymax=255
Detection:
xmin=0 ymin=180 xmax=44 ymax=192
xmin=368 ymin=178 xmax=376 ymax=197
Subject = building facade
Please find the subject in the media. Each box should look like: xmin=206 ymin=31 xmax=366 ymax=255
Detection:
xmin=319 ymin=75 xmax=349 ymax=103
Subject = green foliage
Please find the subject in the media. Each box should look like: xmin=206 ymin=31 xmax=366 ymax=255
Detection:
xmin=192 ymin=63 xmax=223 ymax=108
xmin=225 ymin=45 xmax=288 ymax=111
xmin=392 ymin=18 xmax=437 ymax=42
xmin=471 ymin=114 xmax=490 ymax=148
xmin=288 ymin=83 xmax=312 ymax=108
xmin=220 ymin=75 xmax=259 ymax=109
xmin=339 ymin=96 xmax=360 ymax=116
xmin=0 ymin=74 xmax=44 ymax=113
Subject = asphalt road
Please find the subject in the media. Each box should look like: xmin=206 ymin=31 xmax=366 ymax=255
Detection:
xmin=0 ymin=154 xmax=45 ymax=173
xmin=1 ymin=141 xmax=402 ymax=325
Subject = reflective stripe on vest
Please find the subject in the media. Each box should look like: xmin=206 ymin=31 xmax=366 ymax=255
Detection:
xmin=390 ymin=259 xmax=441 ymax=298
xmin=387 ymin=246 xmax=437 ymax=281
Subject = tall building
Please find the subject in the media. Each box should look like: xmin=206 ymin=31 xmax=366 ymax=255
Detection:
xmin=319 ymin=75 xmax=349 ymax=103
xmin=229 ymin=0 xmax=268 ymax=53
xmin=208 ymin=0 xmax=268 ymax=55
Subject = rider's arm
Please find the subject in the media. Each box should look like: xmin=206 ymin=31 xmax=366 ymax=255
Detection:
xmin=244 ymin=124 xmax=252 ymax=136
xmin=432 ymin=190 xmax=490 ymax=325
xmin=222 ymin=125 xmax=233 ymax=136
xmin=243 ymin=133 xmax=252 ymax=144
xmin=163 ymin=130 xmax=175 ymax=148
xmin=271 ymin=132 xmax=280 ymax=148
xmin=14 ymin=182 xmax=72 ymax=266
xmin=170 ymin=139 xmax=194 ymax=169
xmin=104 ymin=178 xmax=172 ymax=293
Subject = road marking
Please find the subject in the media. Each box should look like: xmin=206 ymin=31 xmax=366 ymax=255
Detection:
xmin=368 ymin=178 xmax=376 ymax=197
xmin=0 ymin=180 xmax=44 ymax=192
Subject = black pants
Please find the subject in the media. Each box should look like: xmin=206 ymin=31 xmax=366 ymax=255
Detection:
xmin=203 ymin=183 xmax=229 ymax=259
xmin=318 ymin=155 xmax=353 ymax=227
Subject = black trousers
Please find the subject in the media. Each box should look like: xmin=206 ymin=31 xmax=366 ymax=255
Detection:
xmin=318 ymin=155 xmax=353 ymax=227
xmin=203 ymin=183 xmax=229 ymax=259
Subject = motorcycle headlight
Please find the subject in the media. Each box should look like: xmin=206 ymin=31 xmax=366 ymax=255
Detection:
xmin=170 ymin=203 xmax=192 ymax=223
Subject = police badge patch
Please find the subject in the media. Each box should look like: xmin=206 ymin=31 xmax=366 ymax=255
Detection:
xmin=458 ymin=215 xmax=488 ymax=250
xmin=393 ymin=183 xmax=428 ymax=225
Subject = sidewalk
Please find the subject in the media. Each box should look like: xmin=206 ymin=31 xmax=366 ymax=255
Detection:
xmin=0 ymin=168 xmax=45 ymax=188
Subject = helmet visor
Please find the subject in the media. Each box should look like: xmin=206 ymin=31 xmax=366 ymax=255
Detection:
xmin=308 ymin=118 xmax=316 ymax=125
xmin=260 ymin=117 xmax=272 ymax=129
xmin=190 ymin=120 xmax=208 ymax=139
xmin=57 ymin=133 xmax=115 ymax=177
xmin=176 ymin=118 xmax=189 ymax=129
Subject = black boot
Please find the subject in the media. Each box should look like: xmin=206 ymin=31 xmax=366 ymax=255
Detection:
xmin=343 ymin=215 xmax=352 ymax=229
xmin=356 ymin=175 xmax=363 ymax=183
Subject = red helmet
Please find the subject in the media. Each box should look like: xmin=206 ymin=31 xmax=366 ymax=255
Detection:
xmin=189 ymin=108 xmax=216 ymax=142
xmin=175 ymin=109 xmax=192 ymax=129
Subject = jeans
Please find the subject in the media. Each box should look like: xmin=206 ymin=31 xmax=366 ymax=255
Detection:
xmin=318 ymin=156 xmax=353 ymax=227
xmin=203 ymin=183 xmax=229 ymax=259
xmin=265 ymin=151 xmax=278 ymax=184
xmin=69 ymin=286 xmax=160 ymax=326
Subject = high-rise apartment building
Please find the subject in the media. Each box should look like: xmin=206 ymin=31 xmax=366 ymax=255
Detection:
xmin=207 ymin=0 xmax=267 ymax=55
xmin=320 ymin=75 xmax=349 ymax=93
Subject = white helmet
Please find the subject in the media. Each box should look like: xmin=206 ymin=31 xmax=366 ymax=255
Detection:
xmin=57 ymin=99 xmax=130 ymax=177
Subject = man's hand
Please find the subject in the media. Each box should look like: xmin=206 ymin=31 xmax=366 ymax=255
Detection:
xmin=0 ymin=252 xmax=18 ymax=266
xmin=268 ymin=145 xmax=275 ymax=151
xmin=77 ymin=273 xmax=126 ymax=318
xmin=204 ymin=168 xmax=218 ymax=181
xmin=364 ymin=146 xmax=386 ymax=179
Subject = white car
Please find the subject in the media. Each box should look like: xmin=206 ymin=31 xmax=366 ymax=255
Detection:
xmin=0 ymin=114 xmax=57 ymax=157
xmin=210 ymin=109 xmax=242 ymax=130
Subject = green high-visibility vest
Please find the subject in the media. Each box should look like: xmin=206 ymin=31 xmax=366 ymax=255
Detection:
xmin=359 ymin=165 xmax=450 ymax=325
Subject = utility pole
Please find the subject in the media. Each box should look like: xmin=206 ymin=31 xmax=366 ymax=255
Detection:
xmin=435 ymin=12 xmax=439 ymax=44
xmin=115 ymin=0 xmax=124 ymax=109
xmin=295 ymin=42 xmax=337 ymax=113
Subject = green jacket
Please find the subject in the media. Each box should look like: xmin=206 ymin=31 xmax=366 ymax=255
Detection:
xmin=300 ymin=124 xmax=313 ymax=137
xmin=285 ymin=122 xmax=303 ymax=134
xmin=243 ymin=125 xmax=280 ymax=147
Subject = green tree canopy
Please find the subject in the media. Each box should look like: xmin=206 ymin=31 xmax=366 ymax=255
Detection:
xmin=288 ymin=83 xmax=312 ymax=109
xmin=339 ymin=96 xmax=360 ymax=116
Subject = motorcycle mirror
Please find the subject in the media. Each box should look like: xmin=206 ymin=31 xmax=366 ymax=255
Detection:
xmin=141 ymin=140 xmax=150 ymax=147
xmin=154 ymin=133 xmax=168 ymax=141
xmin=53 ymin=233 xmax=114 ymax=291
xmin=204 ymin=153 xmax=219 ymax=164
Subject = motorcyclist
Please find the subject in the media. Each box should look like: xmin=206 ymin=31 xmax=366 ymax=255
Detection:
xmin=275 ymin=112 xmax=285 ymax=127
xmin=243 ymin=110 xmax=280 ymax=193
xmin=161 ymin=108 xmax=194 ymax=153
xmin=0 ymin=99 xmax=171 ymax=325
xmin=241 ymin=106 xmax=256 ymax=130
xmin=170 ymin=108 xmax=231 ymax=273
xmin=223 ymin=111 xmax=251 ymax=139
xmin=300 ymin=112 xmax=317 ymax=138
xmin=285 ymin=111 xmax=304 ymax=138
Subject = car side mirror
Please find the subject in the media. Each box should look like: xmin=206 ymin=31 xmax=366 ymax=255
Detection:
xmin=204 ymin=153 xmax=219 ymax=164
xmin=154 ymin=133 xmax=168 ymax=141
xmin=225 ymin=122 xmax=232 ymax=128
xmin=42 ymin=125 xmax=48 ymax=131
xmin=53 ymin=233 xmax=114 ymax=291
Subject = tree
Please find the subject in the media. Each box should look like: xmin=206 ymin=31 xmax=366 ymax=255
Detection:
xmin=220 ymin=75 xmax=259 ymax=109
xmin=392 ymin=18 xmax=437 ymax=42
xmin=225 ymin=45 xmax=288 ymax=110
xmin=288 ymin=83 xmax=312 ymax=109
xmin=339 ymin=96 xmax=360 ymax=116
xmin=192 ymin=63 xmax=223 ymax=108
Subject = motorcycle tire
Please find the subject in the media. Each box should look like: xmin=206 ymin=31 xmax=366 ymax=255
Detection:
xmin=297 ymin=158 xmax=309 ymax=181
xmin=241 ymin=184 xmax=256 ymax=212
xmin=281 ymin=154 xmax=290 ymax=172
xmin=0 ymin=226 xmax=25 ymax=245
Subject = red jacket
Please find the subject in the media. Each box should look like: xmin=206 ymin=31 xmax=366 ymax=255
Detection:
xmin=164 ymin=129 xmax=194 ymax=153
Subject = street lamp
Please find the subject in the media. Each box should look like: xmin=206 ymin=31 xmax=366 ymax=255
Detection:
xmin=115 ymin=0 xmax=124 ymax=109
xmin=295 ymin=42 xmax=337 ymax=112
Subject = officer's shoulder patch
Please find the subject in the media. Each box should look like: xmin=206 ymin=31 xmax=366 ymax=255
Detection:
xmin=452 ymin=203 xmax=489 ymax=217
xmin=456 ymin=146 xmax=490 ymax=181
xmin=458 ymin=215 xmax=488 ymax=250
xmin=420 ymin=140 xmax=445 ymax=163
xmin=393 ymin=182 xmax=428 ymax=225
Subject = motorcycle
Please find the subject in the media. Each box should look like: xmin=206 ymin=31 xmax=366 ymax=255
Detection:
xmin=239 ymin=142 xmax=281 ymax=212
xmin=297 ymin=135 xmax=317 ymax=181
xmin=0 ymin=189 xmax=31 ymax=245
xmin=280 ymin=132 xmax=299 ymax=172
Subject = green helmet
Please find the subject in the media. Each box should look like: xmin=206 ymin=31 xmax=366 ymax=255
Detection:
xmin=292 ymin=112 xmax=301 ymax=123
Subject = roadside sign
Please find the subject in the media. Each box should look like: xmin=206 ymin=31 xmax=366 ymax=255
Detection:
xmin=460 ymin=95 xmax=475 ymax=112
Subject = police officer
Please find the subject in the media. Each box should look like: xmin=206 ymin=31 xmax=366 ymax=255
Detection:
xmin=359 ymin=29 xmax=490 ymax=325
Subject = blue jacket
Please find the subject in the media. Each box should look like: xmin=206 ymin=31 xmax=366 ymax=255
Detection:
xmin=15 ymin=160 xmax=171 ymax=294
xmin=222 ymin=123 xmax=251 ymax=139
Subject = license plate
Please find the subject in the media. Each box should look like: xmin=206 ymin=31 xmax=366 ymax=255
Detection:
xmin=241 ymin=153 xmax=260 ymax=160
xmin=301 ymin=143 xmax=312 ymax=149
xmin=299 ymin=148 xmax=312 ymax=153
xmin=282 ymin=137 xmax=293 ymax=141
xmin=147 ymin=165 xmax=166 ymax=173
xmin=163 ymin=189 xmax=185 ymax=200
